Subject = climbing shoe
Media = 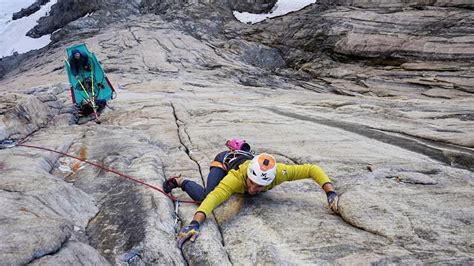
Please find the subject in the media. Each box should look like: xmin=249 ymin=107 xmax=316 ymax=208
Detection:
xmin=163 ymin=176 xmax=180 ymax=194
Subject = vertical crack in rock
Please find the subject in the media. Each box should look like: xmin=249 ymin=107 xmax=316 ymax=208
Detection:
xmin=170 ymin=102 xmax=204 ymax=180
xmin=170 ymin=102 xmax=233 ymax=263
xmin=209 ymin=212 xmax=234 ymax=264
xmin=170 ymin=102 xmax=202 ymax=265
xmin=266 ymin=107 xmax=474 ymax=171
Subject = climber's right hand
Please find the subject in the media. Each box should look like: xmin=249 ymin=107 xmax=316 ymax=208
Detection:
xmin=177 ymin=220 xmax=200 ymax=249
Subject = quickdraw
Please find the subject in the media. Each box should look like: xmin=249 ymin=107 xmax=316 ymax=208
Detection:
xmin=174 ymin=200 xmax=182 ymax=234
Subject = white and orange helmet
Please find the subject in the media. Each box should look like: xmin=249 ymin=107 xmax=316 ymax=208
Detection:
xmin=247 ymin=153 xmax=277 ymax=186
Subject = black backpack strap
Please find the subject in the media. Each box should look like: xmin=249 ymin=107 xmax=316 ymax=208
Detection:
xmin=223 ymin=150 xmax=254 ymax=171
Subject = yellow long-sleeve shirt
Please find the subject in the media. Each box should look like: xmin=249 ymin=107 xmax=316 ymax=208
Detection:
xmin=196 ymin=161 xmax=331 ymax=217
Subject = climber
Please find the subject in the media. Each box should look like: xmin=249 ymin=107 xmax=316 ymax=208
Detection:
xmin=69 ymin=49 xmax=90 ymax=79
xmin=163 ymin=138 xmax=253 ymax=202
xmin=176 ymin=152 xmax=339 ymax=248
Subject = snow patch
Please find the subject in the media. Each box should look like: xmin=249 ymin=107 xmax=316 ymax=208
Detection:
xmin=0 ymin=0 xmax=58 ymax=57
xmin=233 ymin=0 xmax=316 ymax=24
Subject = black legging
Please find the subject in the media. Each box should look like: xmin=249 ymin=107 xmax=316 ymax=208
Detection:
xmin=181 ymin=167 xmax=227 ymax=202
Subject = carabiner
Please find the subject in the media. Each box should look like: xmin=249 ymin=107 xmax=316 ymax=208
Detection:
xmin=173 ymin=200 xmax=182 ymax=234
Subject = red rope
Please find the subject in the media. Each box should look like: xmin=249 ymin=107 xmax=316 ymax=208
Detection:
xmin=17 ymin=143 xmax=200 ymax=205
